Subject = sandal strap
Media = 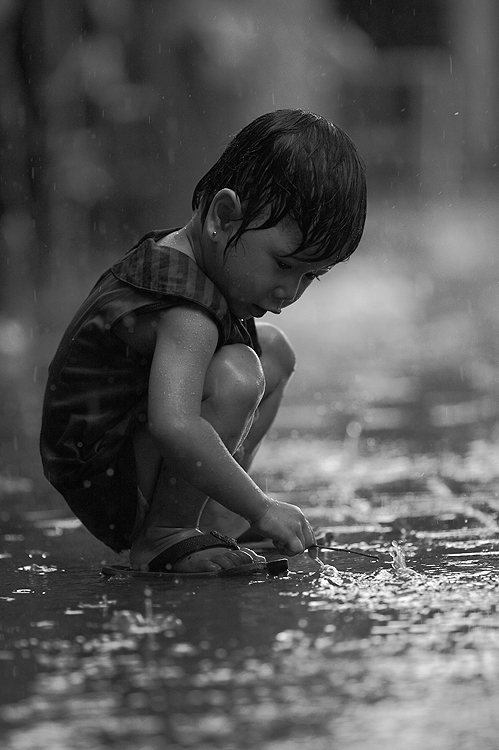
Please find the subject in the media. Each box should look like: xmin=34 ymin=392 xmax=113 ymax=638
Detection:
xmin=148 ymin=530 xmax=239 ymax=572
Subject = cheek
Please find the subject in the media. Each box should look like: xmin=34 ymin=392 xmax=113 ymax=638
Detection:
xmin=229 ymin=248 xmax=253 ymax=276
xmin=224 ymin=259 xmax=255 ymax=291
xmin=222 ymin=254 xmax=243 ymax=282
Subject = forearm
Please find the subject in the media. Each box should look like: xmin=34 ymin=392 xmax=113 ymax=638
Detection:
xmin=151 ymin=417 xmax=271 ymax=523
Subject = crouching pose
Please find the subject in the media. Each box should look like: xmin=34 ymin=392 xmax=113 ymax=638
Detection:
xmin=40 ymin=109 xmax=366 ymax=575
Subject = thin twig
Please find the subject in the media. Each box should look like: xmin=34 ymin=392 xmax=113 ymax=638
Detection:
xmin=312 ymin=545 xmax=379 ymax=561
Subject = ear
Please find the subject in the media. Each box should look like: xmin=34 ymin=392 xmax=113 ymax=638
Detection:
xmin=205 ymin=189 xmax=242 ymax=242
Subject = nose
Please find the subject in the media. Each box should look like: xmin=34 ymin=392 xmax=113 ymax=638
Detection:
xmin=274 ymin=277 xmax=303 ymax=307
xmin=272 ymin=290 xmax=294 ymax=312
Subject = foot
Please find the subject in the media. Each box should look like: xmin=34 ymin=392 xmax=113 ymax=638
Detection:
xmin=198 ymin=499 xmax=251 ymax=539
xmin=173 ymin=546 xmax=264 ymax=573
xmin=130 ymin=526 xmax=265 ymax=573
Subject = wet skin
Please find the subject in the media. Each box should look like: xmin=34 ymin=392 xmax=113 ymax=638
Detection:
xmin=130 ymin=204 xmax=327 ymax=573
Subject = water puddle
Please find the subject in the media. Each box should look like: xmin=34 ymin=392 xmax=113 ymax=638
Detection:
xmin=1 ymin=482 xmax=499 ymax=749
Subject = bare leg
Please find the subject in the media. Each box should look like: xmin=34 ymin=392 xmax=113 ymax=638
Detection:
xmin=199 ymin=323 xmax=296 ymax=538
xmin=130 ymin=343 xmax=266 ymax=572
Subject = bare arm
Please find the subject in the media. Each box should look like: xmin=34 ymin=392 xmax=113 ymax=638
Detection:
xmin=147 ymin=306 xmax=315 ymax=554
xmin=147 ymin=306 xmax=270 ymax=522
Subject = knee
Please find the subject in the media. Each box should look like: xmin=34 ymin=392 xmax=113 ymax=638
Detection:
xmin=257 ymin=322 xmax=296 ymax=385
xmin=204 ymin=343 xmax=265 ymax=411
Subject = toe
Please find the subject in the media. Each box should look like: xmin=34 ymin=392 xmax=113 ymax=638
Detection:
xmin=174 ymin=553 xmax=222 ymax=573
xmin=170 ymin=544 xmax=266 ymax=573
xmin=209 ymin=550 xmax=249 ymax=570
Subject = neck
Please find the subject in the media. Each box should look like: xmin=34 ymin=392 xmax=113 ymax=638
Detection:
xmin=184 ymin=216 xmax=206 ymax=271
xmin=163 ymin=225 xmax=195 ymax=262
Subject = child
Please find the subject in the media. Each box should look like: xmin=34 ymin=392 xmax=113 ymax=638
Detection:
xmin=40 ymin=109 xmax=366 ymax=575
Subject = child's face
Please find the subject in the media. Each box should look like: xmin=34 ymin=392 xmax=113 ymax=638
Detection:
xmin=211 ymin=222 xmax=333 ymax=320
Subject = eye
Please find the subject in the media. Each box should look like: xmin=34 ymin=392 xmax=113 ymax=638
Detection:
xmin=275 ymin=258 xmax=292 ymax=271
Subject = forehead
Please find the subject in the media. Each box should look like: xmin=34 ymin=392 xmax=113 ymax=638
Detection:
xmin=247 ymin=217 xmax=334 ymax=272
xmin=261 ymin=221 xmax=301 ymax=249
xmin=271 ymin=223 xmax=334 ymax=272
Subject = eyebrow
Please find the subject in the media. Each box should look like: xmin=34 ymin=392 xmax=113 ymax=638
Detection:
xmin=291 ymin=254 xmax=335 ymax=275
xmin=273 ymin=237 xmax=335 ymax=274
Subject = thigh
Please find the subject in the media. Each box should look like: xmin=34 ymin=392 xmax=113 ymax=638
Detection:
xmin=64 ymin=438 xmax=140 ymax=552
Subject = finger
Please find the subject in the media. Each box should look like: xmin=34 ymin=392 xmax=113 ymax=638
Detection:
xmin=273 ymin=540 xmax=291 ymax=556
xmin=285 ymin=537 xmax=306 ymax=556
xmin=308 ymin=545 xmax=319 ymax=561
xmin=290 ymin=525 xmax=311 ymax=555
xmin=303 ymin=522 xmax=316 ymax=549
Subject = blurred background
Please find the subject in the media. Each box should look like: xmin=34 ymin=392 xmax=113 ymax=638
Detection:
xmin=0 ymin=0 xmax=498 ymax=501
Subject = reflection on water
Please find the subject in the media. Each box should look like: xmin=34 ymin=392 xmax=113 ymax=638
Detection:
xmin=1 ymin=492 xmax=499 ymax=749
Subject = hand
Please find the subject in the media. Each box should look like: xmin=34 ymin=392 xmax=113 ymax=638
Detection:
xmin=250 ymin=498 xmax=315 ymax=556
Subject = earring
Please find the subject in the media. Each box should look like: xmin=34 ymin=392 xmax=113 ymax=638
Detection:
xmin=212 ymin=230 xmax=217 ymax=238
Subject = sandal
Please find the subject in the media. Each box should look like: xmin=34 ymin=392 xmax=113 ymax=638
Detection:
xmin=102 ymin=529 xmax=288 ymax=579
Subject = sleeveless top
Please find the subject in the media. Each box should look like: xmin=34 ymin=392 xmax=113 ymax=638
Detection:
xmin=40 ymin=229 xmax=261 ymax=494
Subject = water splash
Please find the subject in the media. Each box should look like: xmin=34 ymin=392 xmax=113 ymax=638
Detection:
xmin=17 ymin=564 xmax=58 ymax=573
xmin=311 ymin=554 xmax=343 ymax=585
xmin=389 ymin=541 xmax=419 ymax=579
xmin=106 ymin=588 xmax=183 ymax=636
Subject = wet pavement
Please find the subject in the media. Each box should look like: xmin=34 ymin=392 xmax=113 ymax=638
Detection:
xmin=1 ymin=429 xmax=499 ymax=749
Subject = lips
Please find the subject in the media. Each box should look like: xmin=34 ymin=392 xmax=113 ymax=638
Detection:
xmin=265 ymin=305 xmax=282 ymax=315
xmin=250 ymin=303 xmax=285 ymax=317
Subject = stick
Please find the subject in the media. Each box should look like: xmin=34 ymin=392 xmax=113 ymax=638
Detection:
xmin=311 ymin=545 xmax=379 ymax=561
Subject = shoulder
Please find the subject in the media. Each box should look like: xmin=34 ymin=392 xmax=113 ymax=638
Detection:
xmin=115 ymin=304 xmax=219 ymax=355
xmin=155 ymin=305 xmax=219 ymax=349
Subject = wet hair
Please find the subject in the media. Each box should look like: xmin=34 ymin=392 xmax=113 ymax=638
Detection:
xmin=192 ymin=109 xmax=367 ymax=264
